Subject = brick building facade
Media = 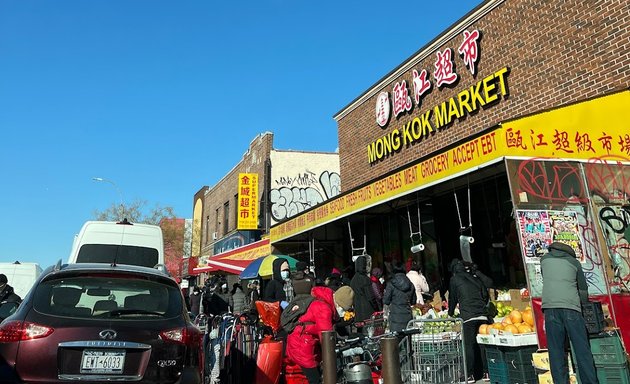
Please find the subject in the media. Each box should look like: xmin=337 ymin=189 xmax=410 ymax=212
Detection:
xmin=270 ymin=0 xmax=630 ymax=350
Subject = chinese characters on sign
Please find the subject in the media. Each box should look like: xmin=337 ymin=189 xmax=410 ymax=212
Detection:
xmin=237 ymin=173 xmax=259 ymax=230
xmin=374 ymin=29 xmax=481 ymax=125
xmin=505 ymin=128 xmax=629 ymax=155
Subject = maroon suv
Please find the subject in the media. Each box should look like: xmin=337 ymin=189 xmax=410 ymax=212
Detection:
xmin=0 ymin=263 xmax=203 ymax=383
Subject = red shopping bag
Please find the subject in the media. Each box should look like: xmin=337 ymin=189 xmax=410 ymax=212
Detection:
xmin=256 ymin=301 xmax=281 ymax=333
xmin=255 ymin=336 xmax=283 ymax=384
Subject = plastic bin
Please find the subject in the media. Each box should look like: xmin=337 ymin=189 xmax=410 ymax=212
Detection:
xmin=589 ymin=333 xmax=628 ymax=366
xmin=594 ymin=364 xmax=630 ymax=384
xmin=488 ymin=361 xmax=509 ymax=384
xmin=583 ymin=301 xmax=605 ymax=334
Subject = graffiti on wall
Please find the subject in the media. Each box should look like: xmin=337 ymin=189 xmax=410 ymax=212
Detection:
xmin=598 ymin=205 xmax=630 ymax=292
xmin=514 ymin=157 xmax=630 ymax=295
xmin=270 ymin=170 xmax=341 ymax=221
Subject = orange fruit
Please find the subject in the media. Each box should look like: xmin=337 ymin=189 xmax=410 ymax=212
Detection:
xmin=509 ymin=310 xmax=523 ymax=324
xmin=493 ymin=323 xmax=505 ymax=331
xmin=504 ymin=324 xmax=519 ymax=334
xmin=522 ymin=310 xmax=535 ymax=327
xmin=478 ymin=324 xmax=489 ymax=335
xmin=502 ymin=317 xmax=513 ymax=325
xmin=518 ymin=324 xmax=533 ymax=333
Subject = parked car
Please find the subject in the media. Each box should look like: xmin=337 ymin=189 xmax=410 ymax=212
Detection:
xmin=0 ymin=262 xmax=203 ymax=383
xmin=68 ymin=220 xmax=165 ymax=268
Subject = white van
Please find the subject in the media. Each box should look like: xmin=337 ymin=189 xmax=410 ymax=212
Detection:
xmin=68 ymin=220 xmax=164 ymax=268
xmin=0 ymin=262 xmax=43 ymax=299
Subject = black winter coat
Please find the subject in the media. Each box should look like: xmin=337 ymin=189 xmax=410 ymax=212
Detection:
xmin=263 ymin=258 xmax=288 ymax=302
xmin=383 ymin=273 xmax=416 ymax=332
xmin=447 ymin=261 xmax=494 ymax=321
xmin=349 ymin=256 xmax=379 ymax=322
xmin=0 ymin=285 xmax=21 ymax=304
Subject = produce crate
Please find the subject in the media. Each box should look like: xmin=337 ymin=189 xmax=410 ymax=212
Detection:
xmin=488 ymin=361 xmax=509 ymax=384
xmin=594 ymin=364 xmax=630 ymax=384
xmin=505 ymin=346 xmax=537 ymax=366
xmin=486 ymin=345 xmax=506 ymax=363
xmin=507 ymin=362 xmax=537 ymax=384
xmin=583 ymin=301 xmax=605 ymax=334
xmin=589 ymin=333 xmax=628 ymax=366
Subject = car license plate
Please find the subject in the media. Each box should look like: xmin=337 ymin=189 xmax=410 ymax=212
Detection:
xmin=80 ymin=349 xmax=125 ymax=374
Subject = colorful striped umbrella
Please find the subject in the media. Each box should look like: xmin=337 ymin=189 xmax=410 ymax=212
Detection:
xmin=239 ymin=254 xmax=299 ymax=279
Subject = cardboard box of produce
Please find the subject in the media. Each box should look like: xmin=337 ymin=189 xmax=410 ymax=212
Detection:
xmin=538 ymin=370 xmax=576 ymax=384
xmin=509 ymin=289 xmax=530 ymax=311
xmin=532 ymin=351 xmax=573 ymax=373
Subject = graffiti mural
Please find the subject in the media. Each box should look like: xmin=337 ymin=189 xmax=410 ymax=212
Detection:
xmin=270 ymin=170 xmax=341 ymax=222
xmin=597 ymin=205 xmax=630 ymax=292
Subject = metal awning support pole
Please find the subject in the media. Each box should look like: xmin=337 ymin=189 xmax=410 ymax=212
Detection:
xmin=321 ymin=330 xmax=337 ymax=384
xmin=381 ymin=336 xmax=402 ymax=384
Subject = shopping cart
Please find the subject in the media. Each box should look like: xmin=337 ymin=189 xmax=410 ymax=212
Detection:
xmin=354 ymin=311 xmax=386 ymax=337
xmin=399 ymin=318 xmax=467 ymax=384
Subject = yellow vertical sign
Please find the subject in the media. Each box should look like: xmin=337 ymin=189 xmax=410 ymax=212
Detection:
xmin=237 ymin=173 xmax=259 ymax=230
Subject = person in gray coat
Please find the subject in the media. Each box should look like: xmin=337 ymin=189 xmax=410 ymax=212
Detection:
xmin=383 ymin=261 xmax=416 ymax=332
xmin=229 ymin=283 xmax=248 ymax=314
xmin=542 ymin=242 xmax=598 ymax=384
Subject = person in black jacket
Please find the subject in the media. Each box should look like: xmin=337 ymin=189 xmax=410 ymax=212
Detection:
xmin=263 ymin=257 xmax=293 ymax=309
xmin=448 ymin=259 xmax=494 ymax=382
xmin=349 ymin=255 xmax=379 ymax=327
xmin=0 ymin=274 xmax=21 ymax=304
xmin=383 ymin=261 xmax=416 ymax=332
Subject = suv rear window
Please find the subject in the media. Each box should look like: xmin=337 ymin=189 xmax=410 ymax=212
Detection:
xmin=76 ymin=244 xmax=159 ymax=268
xmin=33 ymin=275 xmax=183 ymax=319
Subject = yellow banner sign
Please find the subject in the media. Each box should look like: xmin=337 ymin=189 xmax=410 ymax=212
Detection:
xmin=271 ymin=91 xmax=629 ymax=242
xmin=237 ymin=173 xmax=259 ymax=230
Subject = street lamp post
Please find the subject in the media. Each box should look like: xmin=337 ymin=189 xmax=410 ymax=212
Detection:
xmin=92 ymin=177 xmax=125 ymax=221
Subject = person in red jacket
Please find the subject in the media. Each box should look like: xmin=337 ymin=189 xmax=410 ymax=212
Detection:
xmin=286 ymin=285 xmax=354 ymax=384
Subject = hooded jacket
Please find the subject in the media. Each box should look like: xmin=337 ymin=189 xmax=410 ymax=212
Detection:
xmin=263 ymin=257 xmax=288 ymax=302
xmin=0 ymin=284 xmax=21 ymax=304
xmin=447 ymin=259 xmax=493 ymax=321
xmin=286 ymin=286 xmax=336 ymax=368
xmin=383 ymin=272 xmax=416 ymax=332
xmin=229 ymin=287 xmax=248 ymax=314
xmin=349 ymin=256 xmax=379 ymax=322
xmin=541 ymin=242 xmax=588 ymax=312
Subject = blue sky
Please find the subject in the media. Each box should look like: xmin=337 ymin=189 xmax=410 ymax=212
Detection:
xmin=0 ymin=0 xmax=480 ymax=269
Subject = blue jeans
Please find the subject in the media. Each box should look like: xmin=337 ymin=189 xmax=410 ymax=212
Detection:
xmin=544 ymin=308 xmax=598 ymax=384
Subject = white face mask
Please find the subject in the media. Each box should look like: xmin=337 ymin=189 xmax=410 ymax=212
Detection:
xmin=336 ymin=305 xmax=346 ymax=318
xmin=379 ymin=277 xmax=385 ymax=284
xmin=281 ymin=270 xmax=290 ymax=280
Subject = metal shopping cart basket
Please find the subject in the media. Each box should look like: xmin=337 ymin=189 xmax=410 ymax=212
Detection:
xmin=354 ymin=311 xmax=386 ymax=338
xmin=399 ymin=318 xmax=467 ymax=384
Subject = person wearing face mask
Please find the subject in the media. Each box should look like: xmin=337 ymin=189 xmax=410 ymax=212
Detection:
xmin=286 ymin=285 xmax=354 ymax=384
xmin=263 ymin=257 xmax=293 ymax=309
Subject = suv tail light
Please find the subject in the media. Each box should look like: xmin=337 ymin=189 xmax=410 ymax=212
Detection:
xmin=0 ymin=321 xmax=54 ymax=342
xmin=159 ymin=327 xmax=202 ymax=345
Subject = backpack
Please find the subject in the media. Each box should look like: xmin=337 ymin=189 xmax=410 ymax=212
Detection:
xmin=280 ymin=295 xmax=316 ymax=333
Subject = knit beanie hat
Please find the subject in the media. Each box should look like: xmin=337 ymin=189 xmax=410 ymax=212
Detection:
xmin=333 ymin=286 xmax=354 ymax=310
